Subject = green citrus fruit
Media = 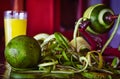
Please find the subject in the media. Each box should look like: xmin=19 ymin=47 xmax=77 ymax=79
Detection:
xmin=5 ymin=35 xmax=41 ymax=69
xmin=83 ymin=4 xmax=114 ymax=34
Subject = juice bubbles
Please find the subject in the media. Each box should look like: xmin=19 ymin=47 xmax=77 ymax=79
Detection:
xmin=4 ymin=11 xmax=27 ymax=46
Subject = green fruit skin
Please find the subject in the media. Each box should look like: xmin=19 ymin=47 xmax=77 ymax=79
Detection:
xmin=5 ymin=35 xmax=41 ymax=69
xmin=83 ymin=4 xmax=114 ymax=34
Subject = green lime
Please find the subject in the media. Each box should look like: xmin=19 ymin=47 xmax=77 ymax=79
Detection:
xmin=5 ymin=35 xmax=41 ymax=69
xmin=83 ymin=4 xmax=114 ymax=34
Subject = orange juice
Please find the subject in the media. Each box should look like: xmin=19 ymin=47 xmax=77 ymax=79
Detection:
xmin=4 ymin=18 xmax=27 ymax=46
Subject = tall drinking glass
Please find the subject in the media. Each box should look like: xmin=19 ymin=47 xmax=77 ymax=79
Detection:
xmin=4 ymin=11 xmax=27 ymax=46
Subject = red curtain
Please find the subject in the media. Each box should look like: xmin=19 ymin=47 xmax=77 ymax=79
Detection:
xmin=26 ymin=0 xmax=60 ymax=37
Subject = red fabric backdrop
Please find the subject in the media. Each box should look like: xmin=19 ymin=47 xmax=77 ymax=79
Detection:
xmin=26 ymin=0 xmax=60 ymax=37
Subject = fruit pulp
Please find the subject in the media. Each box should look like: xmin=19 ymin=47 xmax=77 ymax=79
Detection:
xmin=4 ymin=18 xmax=27 ymax=46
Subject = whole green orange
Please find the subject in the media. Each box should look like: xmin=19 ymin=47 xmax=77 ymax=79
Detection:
xmin=5 ymin=35 xmax=41 ymax=69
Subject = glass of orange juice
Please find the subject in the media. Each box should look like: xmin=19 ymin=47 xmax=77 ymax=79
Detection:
xmin=4 ymin=10 xmax=27 ymax=46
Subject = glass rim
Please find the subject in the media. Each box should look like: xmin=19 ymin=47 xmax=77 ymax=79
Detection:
xmin=4 ymin=10 xmax=27 ymax=13
xmin=4 ymin=10 xmax=27 ymax=19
